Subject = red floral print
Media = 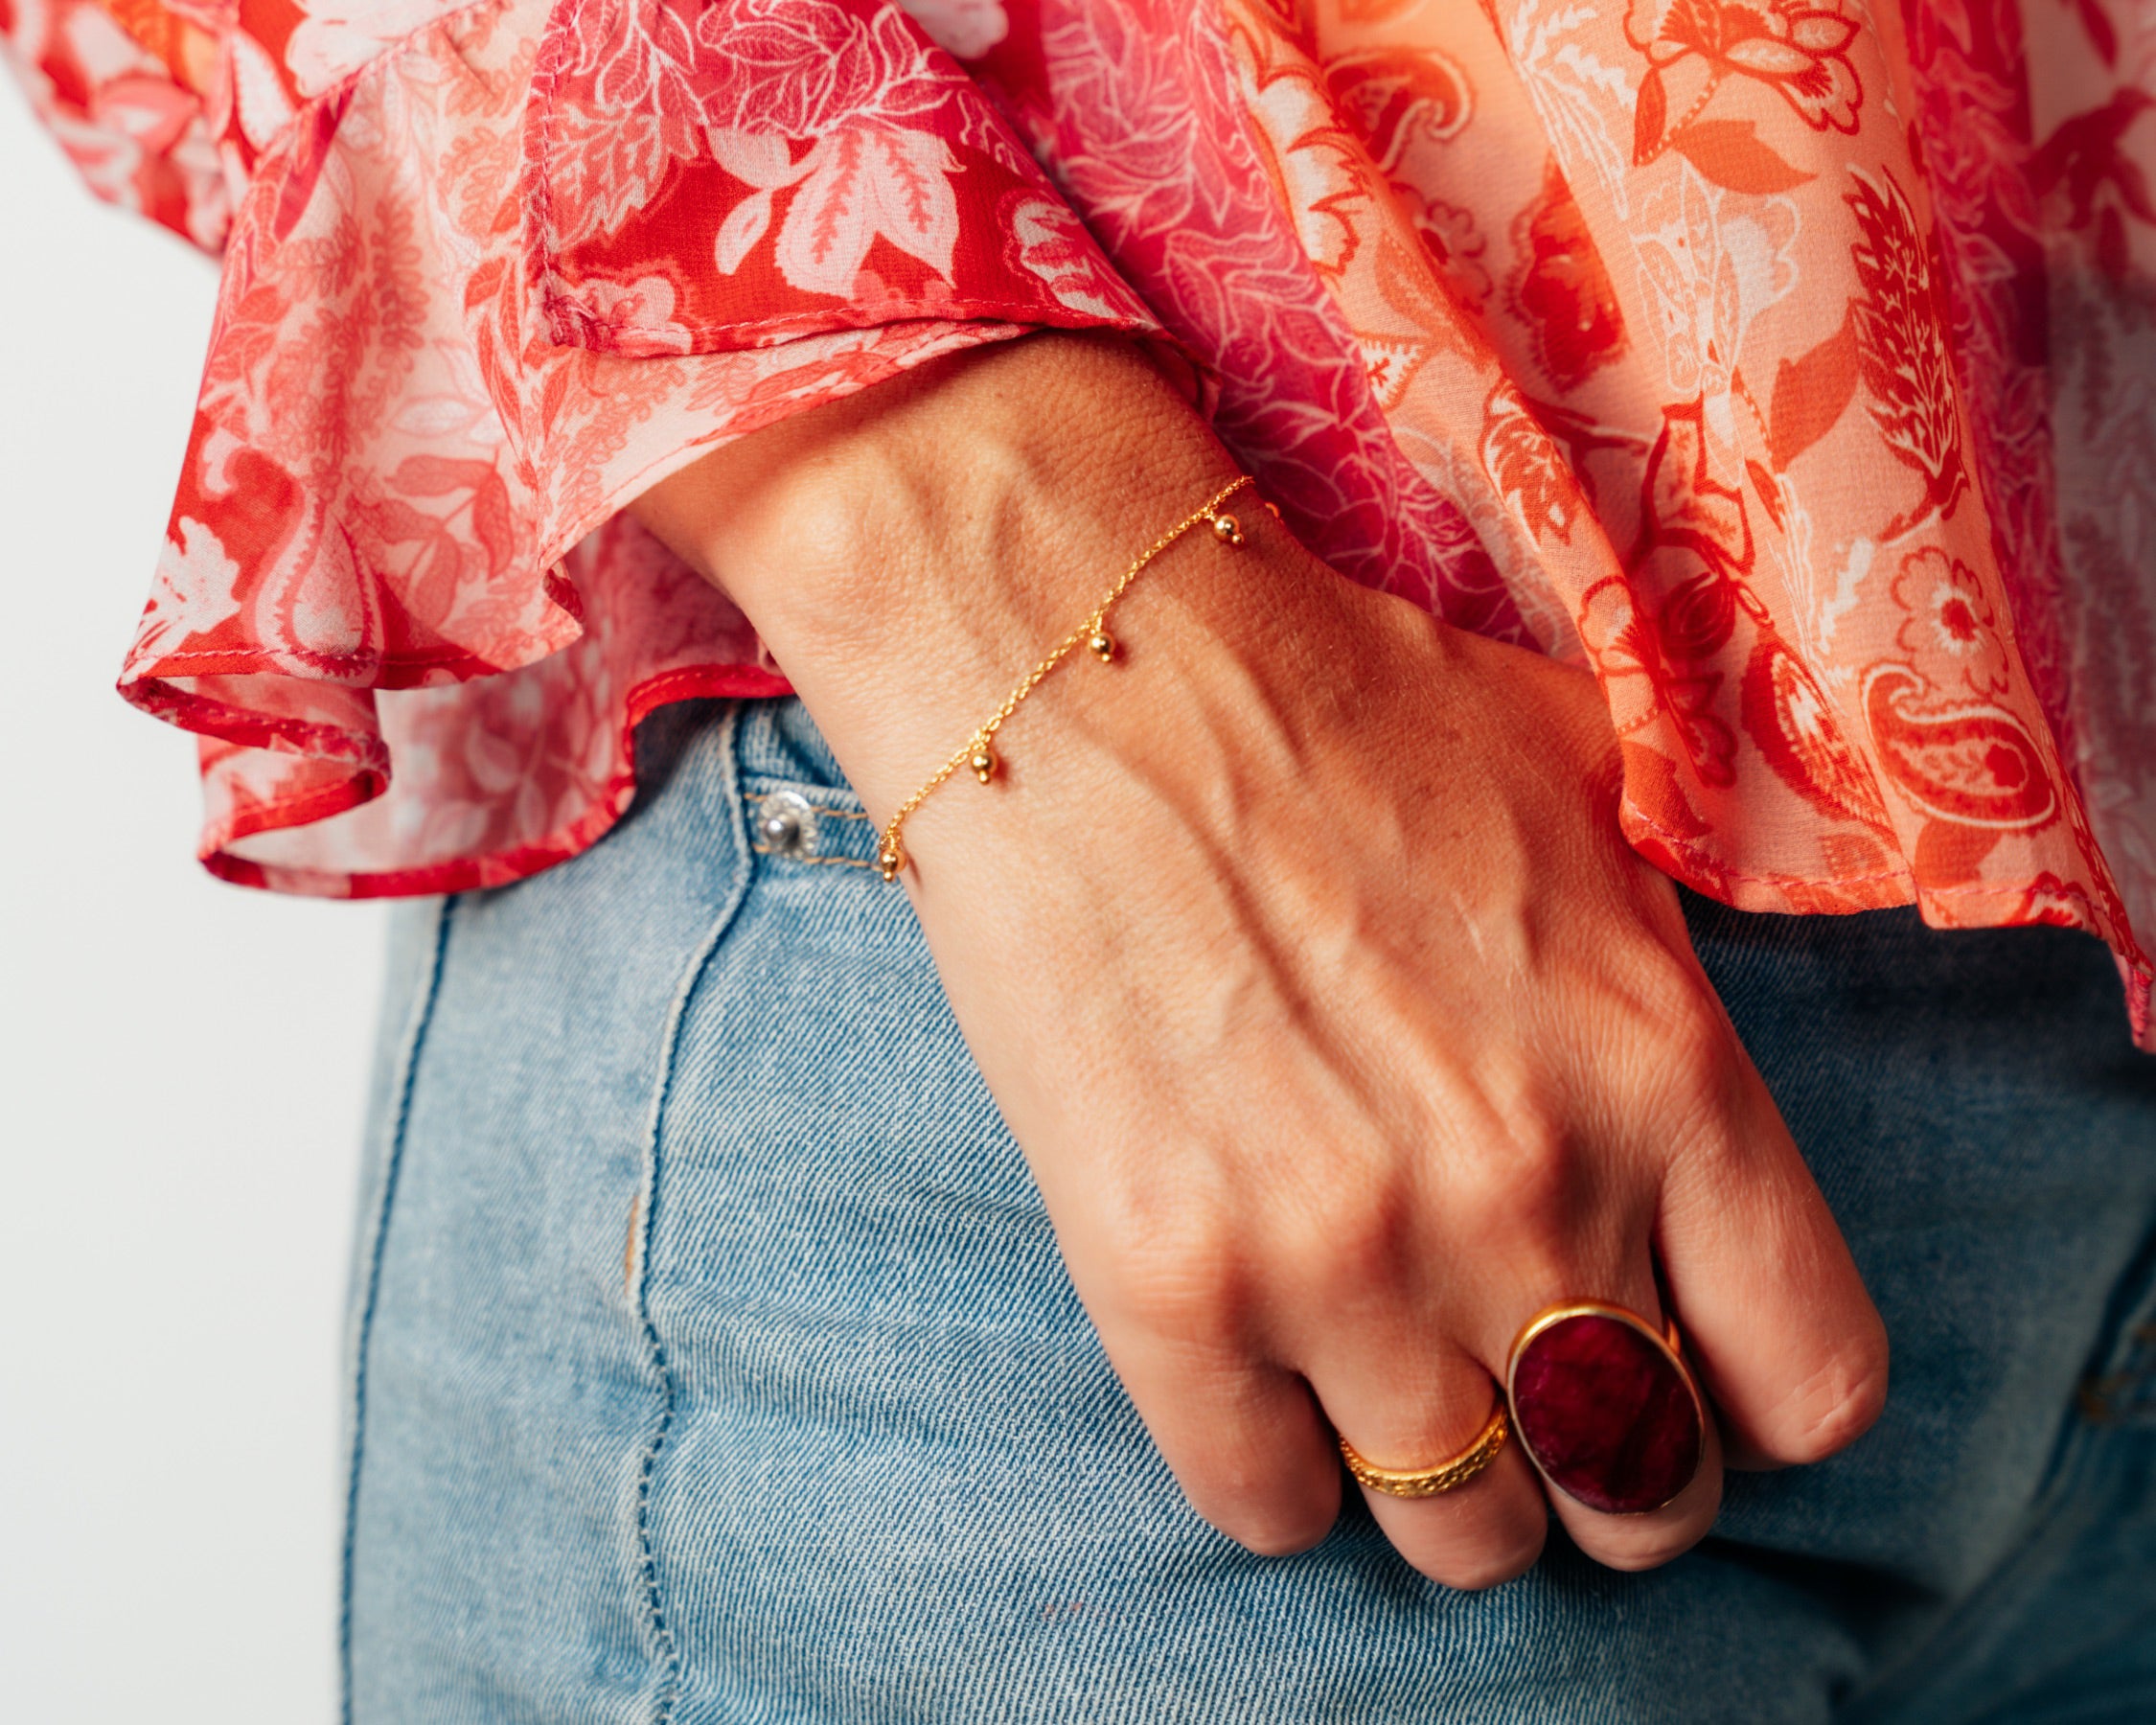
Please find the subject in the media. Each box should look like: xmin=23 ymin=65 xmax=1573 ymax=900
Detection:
xmin=1626 ymin=0 xmax=1862 ymax=160
xmin=5 ymin=0 xmax=2153 ymax=1046
xmin=1509 ymin=158 xmax=1628 ymax=391
xmin=1892 ymin=548 xmax=2010 ymax=701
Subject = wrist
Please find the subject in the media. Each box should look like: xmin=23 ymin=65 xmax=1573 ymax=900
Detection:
xmin=633 ymin=333 xmax=1289 ymax=804
xmin=639 ymin=334 xmax=1226 ymax=648
xmin=627 ymin=329 xmax=1469 ymax=857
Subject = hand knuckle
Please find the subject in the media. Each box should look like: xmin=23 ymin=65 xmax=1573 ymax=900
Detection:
xmin=1587 ymin=1522 xmax=1704 ymax=1573
xmin=1449 ymin=1118 xmax=1582 ymax=1248
xmin=1107 ymin=1236 xmax=1243 ymax=1346
xmin=1777 ymin=1331 xmax=1892 ymax=1462
xmin=1499 ymin=1147 xmax=1582 ymax=1245
xmin=1655 ymin=1001 xmax=1744 ymax=1118
xmin=1278 ymin=1185 xmax=1415 ymax=1307
xmin=1183 ymin=1470 xmax=1336 ymax=1556
xmin=1226 ymin=1508 xmax=1335 ymax=1558
xmin=1423 ymin=1521 xmax=1547 ymax=1591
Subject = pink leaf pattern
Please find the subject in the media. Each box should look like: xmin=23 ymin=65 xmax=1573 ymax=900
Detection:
xmin=771 ymin=123 xmax=960 ymax=294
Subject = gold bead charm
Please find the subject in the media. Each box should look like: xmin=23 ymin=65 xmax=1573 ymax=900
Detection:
xmin=877 ymin=841 xmax=905 ymax=884
xmin=968 ymin=739 xmax=998 ymax=784
xmin=1087 ymin=629 xmax=1116 ymax=662
xmin=1209 ymin=512 xmax=1246 ymax=546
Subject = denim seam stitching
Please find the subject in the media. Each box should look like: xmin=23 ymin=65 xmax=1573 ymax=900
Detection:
xmin=737 ymin=777 xmax=866 ymax=807
xmin=630 ymin=702 xmax=758 ymax=1725
xmin=337 ymin=895 xmax=455 ymax=1725
xmin=2074 ymin=1224 xmax=2156 ymax=1429
xmin=749 ymin=846 xmax=876 ymax=870
xmin=742 ymin=799 xmax=869 ymax=822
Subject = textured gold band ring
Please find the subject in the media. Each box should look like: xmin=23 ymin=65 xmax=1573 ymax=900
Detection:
xmin=1336 ymin=1400 xmax=1510 ymax=1499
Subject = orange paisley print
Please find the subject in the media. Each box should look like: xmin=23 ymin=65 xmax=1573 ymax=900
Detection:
xmin=4 ymin=0 xmax=2153 ymax=1046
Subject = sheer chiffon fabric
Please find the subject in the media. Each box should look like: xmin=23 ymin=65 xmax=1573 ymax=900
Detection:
xmin=7 ymin=0 xmax=2155 ymax=1038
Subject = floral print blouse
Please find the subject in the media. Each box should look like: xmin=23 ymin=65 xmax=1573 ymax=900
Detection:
xmin=7 ymin=0 xmax=2154 ymax=1045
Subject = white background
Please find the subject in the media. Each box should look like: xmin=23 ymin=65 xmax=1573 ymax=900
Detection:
xmin=0 ymin=88 xmax=380 ymax=1720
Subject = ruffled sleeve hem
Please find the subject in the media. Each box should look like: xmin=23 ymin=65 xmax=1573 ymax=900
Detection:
xmin=1 ymin=0 xmax=231 ymax=251
xmin=113 ymin=0 xmax=1166 ymax=898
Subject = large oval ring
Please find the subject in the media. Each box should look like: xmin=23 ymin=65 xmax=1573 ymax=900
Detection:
xmin=1337 ymin=1398 xmax=1510 ymax=1499
xmin=1505 ymin=1301 xmax=1706 ymax=1515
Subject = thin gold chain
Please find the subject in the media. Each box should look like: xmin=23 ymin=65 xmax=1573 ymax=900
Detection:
xmin=877 ymin=473 xmax=1256 ymax=883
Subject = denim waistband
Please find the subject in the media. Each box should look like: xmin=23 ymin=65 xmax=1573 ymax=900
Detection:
xmin=734 ymin=696 xmax=858 ymax=802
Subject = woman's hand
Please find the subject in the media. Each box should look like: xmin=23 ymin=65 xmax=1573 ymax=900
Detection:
xmin=632 ymin=334 xmax=1888 ymax=1587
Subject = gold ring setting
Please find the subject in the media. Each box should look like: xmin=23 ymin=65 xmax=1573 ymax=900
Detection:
xmin=1504 ymin=1300 xmax=1707 ymax=1515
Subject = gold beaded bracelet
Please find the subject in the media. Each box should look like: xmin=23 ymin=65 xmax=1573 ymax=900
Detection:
xmin=876 ymin=473 xmax=1257 ymax=883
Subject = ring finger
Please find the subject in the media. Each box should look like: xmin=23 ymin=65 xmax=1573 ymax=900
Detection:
xmin=1315 ymin=1346 xmax=1550 ymax=1591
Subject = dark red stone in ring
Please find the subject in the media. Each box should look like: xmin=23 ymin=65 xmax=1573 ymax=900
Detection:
xmin=1509 ymin=1311 xmax=1704 ymax=1514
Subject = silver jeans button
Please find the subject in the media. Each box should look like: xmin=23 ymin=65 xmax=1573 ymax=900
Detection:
xmin=754 ymin=791 xmax=818 ymax=858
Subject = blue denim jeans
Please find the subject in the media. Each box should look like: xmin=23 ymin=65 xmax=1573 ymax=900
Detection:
xmin=345 ymin=698 xmax=2156 ymax=1723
